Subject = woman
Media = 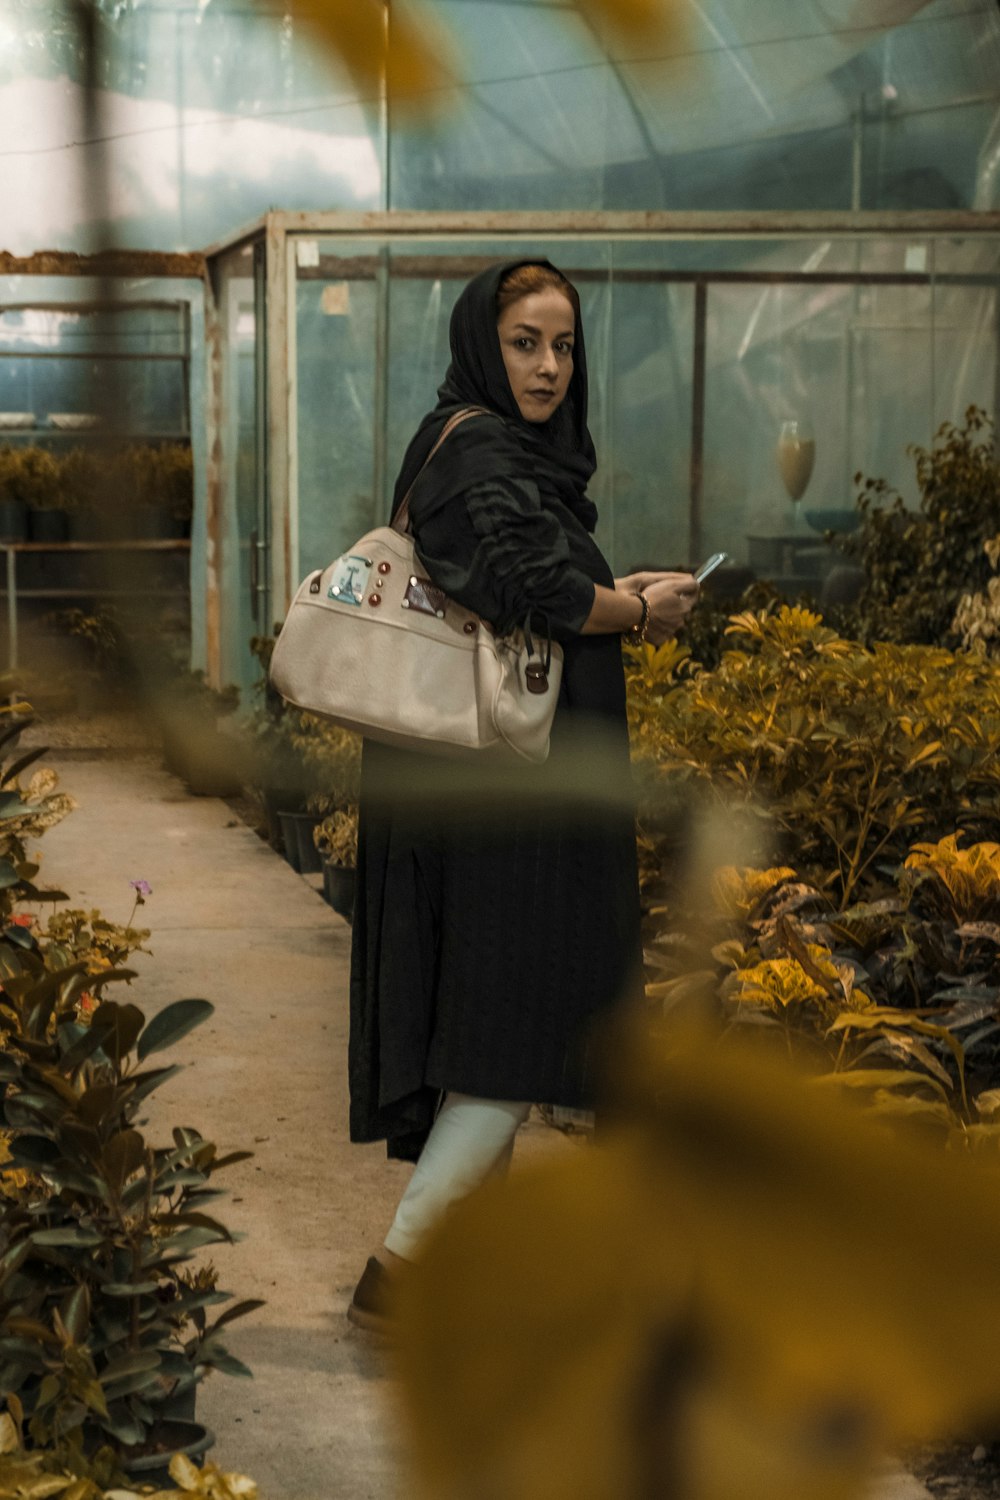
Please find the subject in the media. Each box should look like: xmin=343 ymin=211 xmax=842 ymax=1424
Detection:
xmin=348 ymin=259 xmax=697 ymax=1328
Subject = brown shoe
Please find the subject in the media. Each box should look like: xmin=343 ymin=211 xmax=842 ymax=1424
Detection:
xmin=347 ymin=1256 xmax=397 ymax=1334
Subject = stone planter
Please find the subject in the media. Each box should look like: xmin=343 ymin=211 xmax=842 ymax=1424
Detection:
xmin=323 ymin=859 xmax=356 ymax=920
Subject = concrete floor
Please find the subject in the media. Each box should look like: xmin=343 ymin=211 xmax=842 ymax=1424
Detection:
xmin=32 ymin=748 xmax=933 ymax=1500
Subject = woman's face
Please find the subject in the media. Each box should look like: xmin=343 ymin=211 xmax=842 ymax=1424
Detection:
xmin=497 ymin=288 xmax=576 ymax=423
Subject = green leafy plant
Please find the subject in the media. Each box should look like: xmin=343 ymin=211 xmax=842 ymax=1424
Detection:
xmin=0 ymin=968 xmax=260 ymax=1467
xmin=627 ymin=604 xmax=1000 ymax=912
xmin=0 ymin=1400 xmax=259 ymax=1497
xmin=839 ymin=406 xmax=1000 ymax=646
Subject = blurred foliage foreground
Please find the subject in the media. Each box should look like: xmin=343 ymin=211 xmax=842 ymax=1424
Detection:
xmin=394 ymin=1022 xmax=1000 ymax=1500
xmin=390 ymin=605 xmax=1000 ymax=1500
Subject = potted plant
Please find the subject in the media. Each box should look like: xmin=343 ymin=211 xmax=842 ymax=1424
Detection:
xmin=0 ymin=961 xmax=261 ymax=1478
xmin=155 ymin=671 xmax=243 ymax=798
xmin=315 ymin=806 xmax=358 ymax=918
xmin=118 ymin=444 xmax=194 ymax=541
xmin=0 ymin=448 xmax=66 ymax=544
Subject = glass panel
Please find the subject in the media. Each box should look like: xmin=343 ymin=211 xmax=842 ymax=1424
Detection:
xmin=289 ymin=231 xmax=1000 ymax=604
xmin=294 ymin=239 xmax=381 ymax=582
xmin=0 ymin=304 xmax=188 ymax=434
xmin=605 ymin=253 xmax=694 ymax=572
xmin=931 ymin=239 xmax=1000 ymax=432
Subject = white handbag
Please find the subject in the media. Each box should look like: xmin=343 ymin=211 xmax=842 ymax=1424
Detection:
xmin=269 ymin=410 xmax=563 ymax=763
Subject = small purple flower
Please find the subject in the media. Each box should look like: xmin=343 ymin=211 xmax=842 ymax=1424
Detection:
xmin=130 ymin=879 xmax=153 ymax=897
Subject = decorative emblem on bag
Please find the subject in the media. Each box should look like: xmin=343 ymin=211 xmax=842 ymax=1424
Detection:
xmin=328 ymin=554 xmax=372 ymax=605
xmin=402 ymin=575 xmax=447 ymax=620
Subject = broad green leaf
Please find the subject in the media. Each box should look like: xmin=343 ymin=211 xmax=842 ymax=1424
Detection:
xmin=210 ymin=1151 xmax=254 ymax=1172
xmin=206 ymin=1298 xmax=266 ymax=1334
xmin=102 ymin=1131 xmax=146 ymax=1192
xmin=31 ymin=1227 xmax=103 ymax=1248
xmin=3 ymin=1316 xmax=58 ymax=1345
xmin=9 ymin=1135 xmax=60 ymax=1169
xmin=60 ymin=1284 xmax=91 ymax=1343
xmin=88 ymin=1001 xmax=145 ymax=1066
xmin=812 ymin=1068 xmax=951 ymax=1102
xmin=99 ymin=1350 xmax=162 ymax=1380
xmin=126 ymin=1064 xmax=182 ymax=1108
xmin=153 ymin=1211 xmax=232 ymax=1244
xmin=136 ymin=999 xmax=214 ymax=1062
xmin=99 ymin=1281 xmax=163 ymax=1297
xmin=196 ymin=1344 xmax=253 ymax=1379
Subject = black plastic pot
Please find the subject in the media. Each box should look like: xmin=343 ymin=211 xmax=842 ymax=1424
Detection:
xmin=67 ymin=506 xmax=102 ymax=541
xmin=130 ymin=505 xmax=176 ymax=540
xmin=0 ymin=499 xmax=28 ymax=542
xmin=323 ymin=860 xmax=356 ymax=920
xmin=122 ymin=1419 xmax=215 ymax=1488
xmin=262 ymin=786 xmax=304 ymax=845
xmin=278 ymin=811 xmax=322 ymax=873
xmin=28 ymin=506 xmax=69 ymax=542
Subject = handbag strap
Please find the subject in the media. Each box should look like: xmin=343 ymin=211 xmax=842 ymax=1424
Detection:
xmin=392 ymin=407 xmax=491 ymax=537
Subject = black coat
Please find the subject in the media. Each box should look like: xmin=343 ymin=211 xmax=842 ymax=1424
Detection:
xmin=348 ymin=468 xmax=642 ymax=1161
xmin=348 ymin=259 xmax=642 ymax=1161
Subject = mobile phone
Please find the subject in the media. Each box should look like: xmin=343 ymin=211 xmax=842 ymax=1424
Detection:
xmin=693 ymin=551 xmax=730 ymax=584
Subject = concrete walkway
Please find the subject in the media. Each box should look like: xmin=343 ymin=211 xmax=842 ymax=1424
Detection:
xmin=33 ymin=749 xmax=932 ymax=1500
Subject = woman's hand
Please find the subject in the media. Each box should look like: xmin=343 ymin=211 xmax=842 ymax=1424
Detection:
xmin=641 ymin=573 xmax=699 ymax=644
xmin=615 ymin=570 xmax=681 ymax=596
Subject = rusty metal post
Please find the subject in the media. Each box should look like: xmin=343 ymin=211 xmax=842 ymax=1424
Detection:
xmin=688 ymin=280 xmax=708 ymax=563
xmin=265 ymin=214 xmax=292 ymax=616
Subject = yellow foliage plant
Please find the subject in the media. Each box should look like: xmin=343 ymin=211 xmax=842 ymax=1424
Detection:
xmin=393 ymin=1022 xmax=1000 ymax=1500
xmin=627 ymin=604 xmax=1000 ymax=911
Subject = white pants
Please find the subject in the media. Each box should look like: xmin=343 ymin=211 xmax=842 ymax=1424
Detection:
xmin=384 ymin=1092 xmax=532 ymax=1260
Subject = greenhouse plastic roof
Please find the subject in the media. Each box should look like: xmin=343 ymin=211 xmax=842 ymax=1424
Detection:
xmin=0 ymin=0 xmax=998 ymax=251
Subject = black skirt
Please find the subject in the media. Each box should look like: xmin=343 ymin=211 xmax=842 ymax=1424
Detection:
xmin=348 ymin=633 xmax=642 ymax=1161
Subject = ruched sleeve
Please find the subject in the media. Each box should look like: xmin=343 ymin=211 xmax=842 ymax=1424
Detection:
xmin=411 ymin=475 xmax=596 ymax=639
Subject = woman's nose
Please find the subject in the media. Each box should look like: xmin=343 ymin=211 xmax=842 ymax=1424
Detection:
xmin=536 ymin=344 xmax=558 ymax=377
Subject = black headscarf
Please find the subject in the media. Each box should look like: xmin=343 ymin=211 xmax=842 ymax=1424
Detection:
xmin=391 ymin=259 xmax=599 ymax=534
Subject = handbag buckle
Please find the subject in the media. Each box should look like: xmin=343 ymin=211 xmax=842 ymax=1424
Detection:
xmin=525 ymin=661 xmax=549 ymax=695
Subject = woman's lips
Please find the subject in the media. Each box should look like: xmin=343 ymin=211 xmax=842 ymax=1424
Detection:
xmin=528 ymin=389 xmax=555 ymax=401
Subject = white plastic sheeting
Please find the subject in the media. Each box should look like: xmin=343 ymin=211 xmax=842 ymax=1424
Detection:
xmin=0 ymin=0 xmax=998 ymax=249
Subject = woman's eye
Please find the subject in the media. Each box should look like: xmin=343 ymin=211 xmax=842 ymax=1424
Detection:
xmin=514 ymin=337 xmax=533 ymax=350
xmin=555 ymin=342 xmax=574 ymax=356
